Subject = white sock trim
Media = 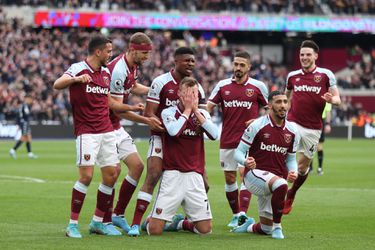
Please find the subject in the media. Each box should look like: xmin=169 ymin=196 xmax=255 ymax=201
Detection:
xmin=93 ymin=215 xmax=103 ymax=222
xmin=271 ymin=178 xmax=288 ymax=192
xmin=98 ymin=183 xmax=113 ymax=195
xmin=225 ymin=183 xmax=238 ymax=192
xmin=247 ymin=223 xmax=255 ymax=233
xmin=69 ymin=219 xmax=78 ymax=224
xmin=125 ymin=175 xmax=138 ymax=186
xmin=260 ymin=223 xmax=273 ymax=235
xmin=74 ymin=181 xmax=88 ymax=194
xmin=137 ymin=191 xmax=152 ymax=202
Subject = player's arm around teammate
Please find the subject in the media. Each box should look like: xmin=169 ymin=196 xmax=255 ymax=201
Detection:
xmin=54 ymin=36 xmax=123 ymax=237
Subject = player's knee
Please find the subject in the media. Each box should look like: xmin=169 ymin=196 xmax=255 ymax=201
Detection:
xmin=128 ymin=162 xmax=144 ymax=180
xmin=115 ymin=165 xmax=122 ymax=177
xmin=147 ymin=223 xmax=164 ymax=235
xmin=271 ymin=178 xmax=288 ymax=192
xmin=194 ymin=225 xmax=212 ymax=235
xmin=224 ymin=172 xmax=237 ymax=184
xmin=79 ymin=175 xmax=93 ymax=186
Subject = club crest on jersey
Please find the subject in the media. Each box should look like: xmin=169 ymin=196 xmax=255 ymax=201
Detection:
xmin=192 ymin=116 xmax=200 ymax=125
xmin=156 ymin=208 xmax=163 ymax=215
xmin=155 ymin=148 xmax=162 ymax=154
xmin=245 ymin=89 xmax=254 ymax=97
xmin=314 ymin=74 xmax=322 ymax=83
xmin=263 ymin=133 xmax=270 ymax=139
xmin=103 ymin=76 xmax=110 ymax=85
xmin=168 ymin=89 xmax=174 ymax=94
xmin=84 ymin=154 xmax=91 ymax=161
xmin=284 ymin=134 xmax=292 ymax=143
xmin=224 ymin=91 xmax=230 ymax=95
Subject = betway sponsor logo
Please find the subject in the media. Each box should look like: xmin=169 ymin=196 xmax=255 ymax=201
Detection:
xmin=183 ymin=128 xmax=198 ymax=136
xmin=294 ymin=85 xmax=321 ymax=94
xmin=166 ymin=98 xmax=179 ymax=107
xmin=260 ymin=142 xmax=288 ymax=155
xmin=223 ymin=100 xmax=252 ymax=109
xmin=86 ymin=85 xmax=109 ymax=94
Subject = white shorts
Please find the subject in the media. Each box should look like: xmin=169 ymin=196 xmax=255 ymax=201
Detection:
xmin=114 ymin=127 xmax=137 ymax=161
xmin=151 ymin=170 xmax=212 ymax=222
xmin=294 ymin=123 xmax=321 ymax=159
xmin=147 ymin=135 xmax=163 ymax=159
xmin=76 ymin=131 xmax=119 ymax=168
xmin=243 ymin=169 xmax=277 ymax=220
xmin=220 ymin=149 xmax=244 ymax=171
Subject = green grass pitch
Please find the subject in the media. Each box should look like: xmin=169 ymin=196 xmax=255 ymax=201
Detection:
xmin=0 ymin=138 xmax=374 ymax=249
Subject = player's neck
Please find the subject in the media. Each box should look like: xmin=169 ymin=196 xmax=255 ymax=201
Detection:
xmin=234 ymin=74 xmax=248 ymax=84
xmin=173 ymin=69 xmax=186 ymax=83
xmin=302 ymin=65 xmax=316 ymax=73
xmin=270 ymin=113 xmax=284 ymax=127
xmin=86 ymin=56 xmax=101 ymax=71
xmin=125 ymin=52 xmax=135 ymax=67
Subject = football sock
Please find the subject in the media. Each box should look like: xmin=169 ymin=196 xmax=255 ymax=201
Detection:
xmin=132 ymin=191 xmax=152 ymax=226
xmin=70 ymin=181 xmax=88 ymax=224
xmin=13 ymin=140 xmax=22 ymax=150
xmin=26 ymin=142 xmax=31 ymax=153
xmin=93 ymin=183 xmax=113 ymax=222
xmin=271 ymin=180 xmax=288 ymax=224
xmin=318 ymin=150 xmax=323 ymax=169
xmin=288 ymin=169 xmax=309 ymax=199
xmin=225 ymin=183 xmax=240 ymax=214
xmin=114 ymin=175 xmax=137 ymax=216
xmin=179 ymin=219 xmax=194 ymax=232
xmin=103 ymin=189 xmax=115 ymax=223
xmin=251 ymin=223 xmax=269 ymax=235
xmin=239 ymin=183 xmax=251 ymax=213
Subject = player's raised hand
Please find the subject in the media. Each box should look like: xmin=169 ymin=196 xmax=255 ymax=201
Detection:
xmin=321 ymin=92 xmax=333 ymax=103
xmin=287 ymin=171 xmax=298 ymax=183
xmin=132 ymin=103 xmax=145 ymax=112
xmin=76 ymin=74 xmax=92 ymax=83
xmin=147 ymin=117 xmax=165 ymax=132
xmin=244 ymin=157 xmax=256 ymax=169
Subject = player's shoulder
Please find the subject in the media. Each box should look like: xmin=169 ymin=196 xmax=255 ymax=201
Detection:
xmin=247 ymin=77 xmax=268 ymax=91
xmin=285 ymin=120 xmax=299 ymax=135
xmin=108 ymin=54 xmax=126 ymax=73
xmin=70 ymin=61 xmax=87 ymax=71
xmin=152 ymin=72 xmax=173 ymax=86
xmin=247 ymin=115 xmax=270 ymax=132
xmin=287 ymin=69 xmax=303 ymax=79
xmin=315 ymin=67 xmax=334 ymax=76
xmin=65 ymin=61 xmax=88 ymax=76
xmin=216 ymin=78 xmax=233 ymax=88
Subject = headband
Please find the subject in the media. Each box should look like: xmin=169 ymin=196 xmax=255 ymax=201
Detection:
xmin=130 ymin=43 xmax=152 ymax=51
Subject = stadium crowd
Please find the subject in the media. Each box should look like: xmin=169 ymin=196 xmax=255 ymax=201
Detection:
xmin=0 ymin=12 xmax=373 ymax=126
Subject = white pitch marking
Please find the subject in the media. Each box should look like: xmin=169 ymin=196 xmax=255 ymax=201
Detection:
xmin=0 ymin=175 xmax=46 ymax=183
